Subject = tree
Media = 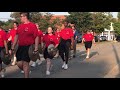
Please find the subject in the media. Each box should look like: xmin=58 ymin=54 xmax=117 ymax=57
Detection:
xmin=117 ymin=12 xmax=120 ymax=21
xmin=91 ymin=12 xmax=112 ymax=34
xmin=10 ymin=12 xmax=21 ymax=23
xmin=10 ymin=12 xmax=62 ymax=32
xmin=66 ymin=12 xmax=93 ymax=33
xmin=113 ymin=22 xmax=120 ymax=35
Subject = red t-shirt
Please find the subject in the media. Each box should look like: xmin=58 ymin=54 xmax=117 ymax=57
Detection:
xmin=43 ymin=34 xmax=59 ymax=47
xmin=55 ymin=31 xmax=61 ymax=42
xmin=38 ymin=30 xmax=43 ymax=44
xmin=60 ymin=28 xmax=74 ymax=40
xmin=16 ymin=22 xmax=39 ymax=46
xmin=0 ymin=30 xmax=7 ymax=47
xmin=82 ymin=33 xmax=94 ymax=42
xmin=9 ymin=29 xmax=17 ymax=43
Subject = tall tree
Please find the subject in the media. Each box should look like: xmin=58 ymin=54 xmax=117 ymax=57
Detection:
xmin=91 ymin=12 xmax=112 ymax=34
xmin=66 ymin=12 xmax=93 ymax=33
xmin=10 ymin=12 xmax=62 ymax=32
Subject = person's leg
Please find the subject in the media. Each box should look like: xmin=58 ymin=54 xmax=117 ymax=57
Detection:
xmin=64 ymin=41 xmax=71 ymax=69
xmin=0 ymin=48 xmax=5 ymax=78
xmin=11 ymin=53 xmax=17 ymax=65
xmin=23 ymin=61 xmax=30 ymax=78
xmin=73 ymin=40 xmax=77 ymax=58
xmin=46 ymin=58 xmax=51 ymax=75
xmin=86 ymin=48 xmax=90 ymax=58
xmin=36 ymin=53 xmax=42 ymax=65
xmin=17 ymin=61 xmax=23 ymax=70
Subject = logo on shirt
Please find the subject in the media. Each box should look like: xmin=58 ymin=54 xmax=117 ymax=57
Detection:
xmin=50 ymin=38 xmax=53 ymax=41
xmin=24 ymin=27 xmax=28 ymax=32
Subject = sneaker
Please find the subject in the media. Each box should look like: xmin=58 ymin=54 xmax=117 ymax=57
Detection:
xmin=62 ymin=62 xmax=66 ymax=69
xmin=11 ymin=61 xmax=16 ymax=66
xmin=21 ymin=70 xmax=24 ymax=73
xmin=21 ymin=70 xmax=31 ymax=74
xmin=46 ymin=71 xmax=50 ymax=75
xmin=86 ymin=56 xmax=89 ymax=59
xmin=0 ymin=68 xmax=6 ymax=78
xmin=36 ymin=60 xmax=42 ymax=65
xmin=31 ymin=62 xmax=36 ymax=67
xmin=64 ymin=64 xmax=68 ymax=70
xmin=73 ymin=55 xmax=76 ymax=58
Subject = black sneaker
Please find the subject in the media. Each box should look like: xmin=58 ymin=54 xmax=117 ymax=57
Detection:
xmin=73 ymin=55 xmax=76 ymax=58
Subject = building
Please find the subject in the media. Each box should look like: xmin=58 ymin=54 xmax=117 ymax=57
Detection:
xmin=99 ymin=22 xmax=115 ymax=41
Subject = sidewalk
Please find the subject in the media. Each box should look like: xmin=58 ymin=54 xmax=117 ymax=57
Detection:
xmin=2 ymin=42 xmax=120 ymax=78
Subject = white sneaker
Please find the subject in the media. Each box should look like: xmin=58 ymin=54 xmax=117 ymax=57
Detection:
xmin=62 ymin=62 xmax=66 ymax=69
xmin=64 ymin=64 xmax=68 ymax=70
xmin=46 ymin=71 xmax=50 ymax=75
xmin=21 ymin=70 xmax=24 ymax=73
xmin=0 ymin=69 xmax=6 ymax=78
xmin=86 ymin=56 xmax=89 ymax=59
xmin=31 ymin=62 xmax=36 ymax=67
xmin=21 ymin=70 xmax=31 ymax=74
xmin=37 ymin=60 xmax=42 ymax=65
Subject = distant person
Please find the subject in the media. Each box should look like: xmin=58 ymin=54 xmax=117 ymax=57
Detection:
xmin=82 ymin=30 xmax=95 ymax=59
xmin=72 ymin=26 xmax=79 ymax=58
xmin=30 ymin=23 xmax=43 ymax=67
xmin=8 ymin=21 xmax=19 ymax=66
xmin=54 ymin=27 xmax=61 ymax=58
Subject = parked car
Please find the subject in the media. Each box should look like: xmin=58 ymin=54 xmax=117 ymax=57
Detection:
xmin=94 ymin=36 xmax=99 ymax=42
xmin=77 ymin=34 xmax=82 ymax=43
xmin=116 ymin=35 xmax=120 ymax=42
xmin=99 ymin=36 xmax=107 ymax=41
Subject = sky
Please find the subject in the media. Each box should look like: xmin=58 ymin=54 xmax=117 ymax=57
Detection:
xmin=0 ymin=12 xmax=118 ymax=21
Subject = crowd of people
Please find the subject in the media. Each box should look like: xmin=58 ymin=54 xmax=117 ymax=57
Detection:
xmin=0 ymin=12 xmax=95 ymax=78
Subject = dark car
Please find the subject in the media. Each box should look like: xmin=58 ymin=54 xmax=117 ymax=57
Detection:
xmin=100 ymin=36 xmax=107 ymax=41
xmin=77 ymin=34 xmax=82 ymax=43
xmin=116 ymin=36 xmax=120 ymax=42
xmin=94 ymin=36 xmax=99 ymax=42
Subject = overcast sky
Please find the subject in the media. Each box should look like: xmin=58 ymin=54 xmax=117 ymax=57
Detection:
xmin=0 ymin=12 xmax=118 ymax=21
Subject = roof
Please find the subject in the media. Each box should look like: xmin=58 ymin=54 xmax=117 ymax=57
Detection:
xmin=51 ymin=15 xmax=66 ymax=20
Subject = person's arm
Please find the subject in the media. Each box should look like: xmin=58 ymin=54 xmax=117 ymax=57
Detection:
xmin=54 ymin=36 xmax=59 ymax=48
xmin=92 ymin=37 xmax=95 ymax=44
xmin=71 ymin=36 xmax=74 ymax=46
xmin=11 ymin=34 xmax=18 ymax=50
xmin=8 ymin=35 xmax=12 ymax=42
xmin=4 ymin=40 xmax=8 ymax=55
xmin=82 ymin=38 xmax=85 ymax=44
xmin=34 ymin=36 xmax=39 ymax=51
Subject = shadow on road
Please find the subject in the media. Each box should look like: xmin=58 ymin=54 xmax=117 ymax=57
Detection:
xmin=90 ymin=52 xmax=99 ymax=58
xmin=112 ymin=44 xmax=120 ymax=78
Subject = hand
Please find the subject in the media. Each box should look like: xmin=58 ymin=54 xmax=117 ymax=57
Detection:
xmin=5 ymin=52 xmax=9 ymax=57
xmin=70 ymin=44 xmax=74 ymax=50
xmin=33 ymin=50 xmax=38 ymax=54
xmin=9 ymin=49 xmax=15 ymax=56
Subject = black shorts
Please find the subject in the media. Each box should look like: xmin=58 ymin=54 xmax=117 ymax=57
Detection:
xmin=43 ymin=47 xmax=54 ymax=59
xmin=84 ymin=41 xmax=92 ymax=50
xmin=0 ymin=47 xmax=4 ymax=64
xmin=16 ymin=45 xmax=30 ymax=62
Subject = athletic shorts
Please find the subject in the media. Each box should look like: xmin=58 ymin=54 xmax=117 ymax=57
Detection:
xmin=16 ymin=45 xmax=30 ymax=62
xmin=84 ymin=41 xmax=92 ymax=50
xmin=43 ymin=47 xmax=54 ymax=59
